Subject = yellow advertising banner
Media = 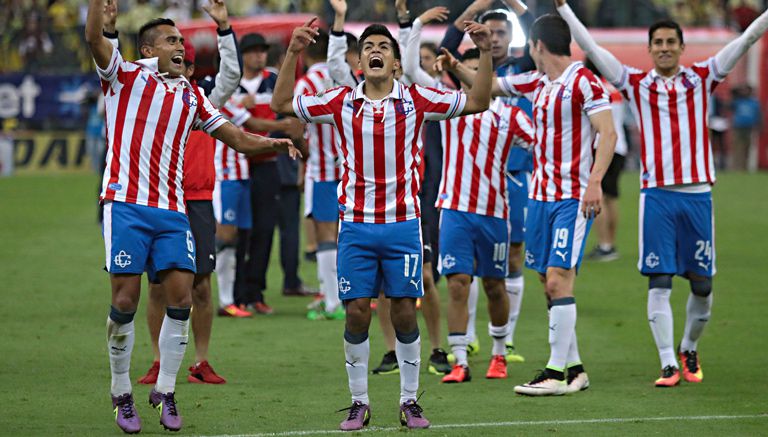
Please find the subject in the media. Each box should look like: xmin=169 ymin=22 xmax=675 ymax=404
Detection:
xmin=12 ymin=131 xmax=95 ymax=174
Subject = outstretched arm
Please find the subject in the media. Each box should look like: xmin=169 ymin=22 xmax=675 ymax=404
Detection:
xmin=715 ymin=9 xmax=768 ymax=75
xmin=211 ymin=122 xmax=301 ymax=158
xmin=460 ymin=22 xmax=493 ymax=115
xmin=272 ymin=18 xmax=320 ymax=115
xmin=556 ymin=0 xmax=624 ymax=85
xmin=203 ymin=0 xmax=242 ymax=107
xmin=85 ymin=0 xmax=116 ymax=69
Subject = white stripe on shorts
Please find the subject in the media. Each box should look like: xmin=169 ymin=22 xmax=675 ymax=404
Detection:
xmin=637 ymin=192 xmax=646 ymax=272
xmin=103 ymin=201 xmax=113 ymax=271
xmin=570 ymin=202 xmax=589 ymax=268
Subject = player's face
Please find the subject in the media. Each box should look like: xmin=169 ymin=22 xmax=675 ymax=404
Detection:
xmin=649 ymin=28 xmax=684 ymax=73
xmin=420 ymin=47 xmax=437 ymax=76
xmin=243 ymin=48 xmax=268 ymax=72
xmin=486 ymin=19 xmax=512 ymax=62
xmin=346 ymin=49 xmax=360 ymax=71
xmin=183 ymin=63 xmax=195 ymax=81
xmin=359 ymin=35 xmax=400 ymax=82
xmin=143 ymin=25 xmax=185 ymax=77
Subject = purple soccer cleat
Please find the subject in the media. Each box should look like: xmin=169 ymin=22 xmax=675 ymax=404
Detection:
xmin=399 ymin=399 xmax=430 ymax=429
xmin=149 ymin=389 xmax=182 ymax=432
xmin=338 ymin=401 xmax=371 ymax=431
xmin=112 ymin=393 xmax=141 ymax=434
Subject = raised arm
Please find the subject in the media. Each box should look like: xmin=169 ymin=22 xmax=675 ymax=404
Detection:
xmin=202 ymin=0 xmax=242 ymax=107
xmin=404 ymin=7 xmax=449 ymax=86
xmin=85 ymin=0 xmax=116 ymax=69
xmin=271 ymin=18 xmax=320 ymax=115
xmin=435 ymin=47 xmax=505 ymax=96
xmin=327 ymin=0 xmax=357 ymax=86
xmin=556 ymin=0 xmax=624 ymax=85
xmin=715 ymin=8 xmax=768 ymax=75
xmin=460 ymin=22 xmax=493 ymax=115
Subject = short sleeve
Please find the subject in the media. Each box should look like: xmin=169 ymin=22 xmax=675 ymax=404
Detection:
xmin=220 ymin=99 xmax=251 ymax=128
xmin=292 ymin=86 xmax=348 ymax=125
xmin=577 ymin=71 xmax=611 ymax=117
xmin=497 ymin=71 xmax=541 ymax=101
xmin=411 ymin=84 xmax=466 ymax=121
xmin=193 ymin=86 xmax=227 ymax=134
xmin=693 ymin=56 xmax=726 ymax=87
xmin=96 ymin=44 xmax=124 ymax=84
xmin=613 ymin=64 xmax=641 ymax=92
xmin=511 ymin=107 xmax=536 ymax=149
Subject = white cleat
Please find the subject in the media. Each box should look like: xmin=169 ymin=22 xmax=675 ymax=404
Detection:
xmin=566 ymin=372 xmax=590 ymax=393
xmin=514 ymin=370 xmax=567 ymax=396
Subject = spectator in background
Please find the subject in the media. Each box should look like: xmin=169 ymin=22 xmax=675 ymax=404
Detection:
xmin=163 ymin=0 xmax=192 ymax=23
xmin=84 ymin=89 xmax=106 ymax=175
xmin=730 ymin=84 xmax=761 ymax=171
xmin=732 ymin=0 xmax=761 ymax=30
xmin=118 ymin=0 xmax=159 ymax=34
xmin=17 ymin=11 xmax=53 ymax=71
xmin=48 ymin=0 xmax=77 ymax=31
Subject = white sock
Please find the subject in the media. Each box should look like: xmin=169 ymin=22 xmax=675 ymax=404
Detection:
xmin=488 ymin=322 xmax=510 ymax=356
xmin=395 ymin=335 xmax=421 ymax=404
xmin=317 ymin=246 xmax=341 ymax=312
xmin=680 ymin=293 xmax=713 ymax=352
xmin=155 ymin=312 xmax=190 ymax=394
xmin=648 ymin=288 xmax=677 ymax=368
xmin=566 ymin=332 xmax=582 ymax=368
xmin=466 ymin=278 xmax=479 ymax=342
xmin=216 ymin=246 xmax=235 ymax=307
xmin=107 ymin=318 xmax=135 ymax=396
xmin=546 ymin=299 xmax=576 ymax=372
xmin=344 ymin=338 xmax=370 ymax=405
xmin=448 ymin=334 xmax=468 ymax=366
xmin=504 ymin=276 xmax=524 ymax=344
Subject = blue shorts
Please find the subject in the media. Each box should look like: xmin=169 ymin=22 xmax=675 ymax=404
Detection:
xmin=337 ymin=220 xmax=423 ymax=300
xmin=524 ymin=199 xmax=592 ymax=274
xmin=506 ymin=171 xmax=529 ymax=244
xmin=102 ymin=201 xmax=196 ymax=276
xmin=213 ymin=180 xmax=252 ymax=229
xmin=312 ymin=180 xmax=340 ymax=223
xmin=639 ymin=188 xmax=715 ymax=277
xmin=439 ymin=209 xmax=509 ymax=278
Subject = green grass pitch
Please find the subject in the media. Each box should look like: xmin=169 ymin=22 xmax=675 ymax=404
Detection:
xmin=0 ymin=172 xmax=767 ymax=436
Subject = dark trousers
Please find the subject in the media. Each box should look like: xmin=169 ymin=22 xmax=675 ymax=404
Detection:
xmin=278 ymin=185 xmax=301 ymax=289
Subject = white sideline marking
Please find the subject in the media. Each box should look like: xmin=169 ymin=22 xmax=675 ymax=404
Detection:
xmin=202 ymin=414 xmax=768 ymax=437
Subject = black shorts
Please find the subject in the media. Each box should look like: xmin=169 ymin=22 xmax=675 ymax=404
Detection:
xmin=601 ymin=154 xmax=625 ymax=198
xmin=187 ymin=200 xmax=216 ymax=275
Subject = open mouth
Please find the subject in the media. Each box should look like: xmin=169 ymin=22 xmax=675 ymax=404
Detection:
xmin=369 ymin=56 xmax=384 ymax=69
xmin=171 ymin=54 xmax=183 ymax=66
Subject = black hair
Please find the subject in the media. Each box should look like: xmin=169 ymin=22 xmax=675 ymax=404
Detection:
xmin=461 ymin=47 xmax=481 ymax=61
xmin=584 ymin=57 xmax=600 ymax=78
xmin=529 ymin=14 xmax=571 ymax=57
xmin=420 ymin=42 xmax=438 ymax=56
xmin=648 ymin=19 xmax=684 ymax=45
xmin=480 ymin=10 xmax=512 ymax=30
xmin=306 ymin=29 xmax=329 ymax=60
xmin=358 ymin=24 xmax=401 ymax=61
xmin=345 ymin=32 xmax=359 ymax=53
xmin=137 ymin=18 xmax=176 ymax=54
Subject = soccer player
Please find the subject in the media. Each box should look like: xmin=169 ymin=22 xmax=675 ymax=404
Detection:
xmin=271 ymin=18 xmax=495 ymax=429
xmin=440 ymin=0 xmax=535 ymax=362
xmin=433 ymin=47 xmax=535 ymax=384
xmin=556 ymin=0 xmax=768 ymax=386
xmin=443 ymin=13 xmax=616 ymax=395
xmin=85 ymin=0 xmax=298 ymax=432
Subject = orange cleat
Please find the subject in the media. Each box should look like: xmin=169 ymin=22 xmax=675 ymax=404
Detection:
xmin=251 ymin=302 xmax=274 ymax=315
xmin=137 ymin=360 xmax=159 ymax=385
xmin=485 ymin=355 xmax=508 ymax=379
xmin=654 ymin=365 xmax=680 ymax=387
xmin=442 ymin=365 xmax=472 ymax=383
xmin=218 ymin=304 xmax=252 ymax=318
xmin=188 ymin=360 xmax=226 ymax=384
xmin=679 ymin=349 xmax=703 ymax=383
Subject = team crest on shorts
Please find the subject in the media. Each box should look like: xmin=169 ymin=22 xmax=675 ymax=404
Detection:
xmin=338 ymin=277 xmax=351 ymax=294
xmin=525 ymin=250 xmax=534 ymax=265
xmin=114 ymin=250 xmax=132 ymax=268
xmin=645 ymin=252 xmax=660 ymax=269
xmin=442 ymin=254 xmax=456 ymax=270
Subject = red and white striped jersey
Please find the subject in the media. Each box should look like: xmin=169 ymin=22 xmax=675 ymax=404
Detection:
xmin=295 ymin=63 xmax=339 ymax=182
xmin=498 ymin=62 xmax=611 ymax=202
xmin=615 ymin=57 xmax=723 ymax=188
xmin=214 ymin=101 xmax=251 ymax=181
xmin=293 ymin=79 xmax=466 ymax=223
xmin=437 ymin=101 xmax=535 ymax=218
xmin=97 ymin=47 xmax=226 ymax=213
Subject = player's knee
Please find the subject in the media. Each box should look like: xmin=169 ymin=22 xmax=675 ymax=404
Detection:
xmin=344 ymin=300 xmax=371 ymax=328
xmin=191 ymin=280 xmax=211 ymax=305
xmin=648 ymin=274 xmax=673 ymax=290
xmin=481 ymin=278 xmax=505 ymax=301
xmin=689 ymin=278 xmax=712 ymax=297
xmin=112 ymin=293 xmax=139 ymax=313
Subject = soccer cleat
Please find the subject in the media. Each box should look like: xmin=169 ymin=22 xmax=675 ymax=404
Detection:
xmin=112 ymin=393 xmax=141 ymax=434
xmin=485 ymin=355 xmax=508 ymax=379
xmin=149 ymin=389 xmax=182 ymax=431
xmin=427 ymin=348 xmax=452 ymax=375
xmin=371 ymin=351 xmax=399 ymax=375
xmin=566 ymin=365 xmax=590 ymax=393
xmin=187 ymin=361 xmax=226 ymax=384
xmin=514 ymin=368 xmax=567 ymax=396
xmin=218 ymin=304 xmax=252 ymax=318
xmin=415 ymin=298 xmax=422 ymax=310
xmin=283 ymin=285 xmax=320 ymax=297
xmin=467 ymin=340 xmax=480 ymax=357
xmin=306 ymin=294 xmax=325 ymax=311
xmin=679 ymin=349 xmax=703 ymax=383
xmin=400 ymin=399 xmax=430 ymax=429
xmin=654 ymin=365 xmax=681 ymax=387
xmin=586 ymin=245 xmax=619 ymax=262
xmin=137 ymin=360 xmax=160 ymax=385
xmin=442 ymin=364 xmax=471 ymax=383
xmin=251 ymin=302 xmax=274 ymax=315
xmin=505 ymin=343 xmax=525 ymax=363
xmin=338 ymin=401 xmax=370 ymax=431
